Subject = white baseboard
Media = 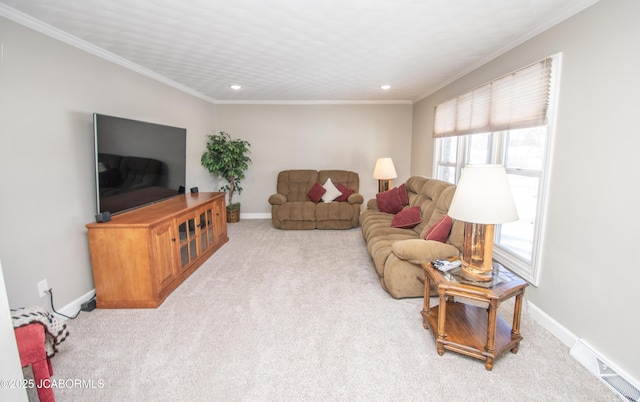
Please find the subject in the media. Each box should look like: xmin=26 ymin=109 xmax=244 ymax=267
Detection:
xmin=53 ymin=288 xmax=95 ymax=321
xmin=528 ymin=301 xmax=640 ymax=397
xmin=527 ymin=301 xmax=577 ymax=347
xmin=239 ymin=213 xmax=271 ymax=220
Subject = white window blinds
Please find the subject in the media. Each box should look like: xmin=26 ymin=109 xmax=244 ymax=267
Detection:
xmin=434 ymin=57 xmax=553 ymax=138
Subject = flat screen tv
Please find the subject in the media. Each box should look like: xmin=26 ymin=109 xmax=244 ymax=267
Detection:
xmin=93 ymin=113 xmax=186 ymax=215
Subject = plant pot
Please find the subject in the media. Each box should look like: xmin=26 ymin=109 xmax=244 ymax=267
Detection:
xmin=226 ymin=207 xmax=240 ymax=223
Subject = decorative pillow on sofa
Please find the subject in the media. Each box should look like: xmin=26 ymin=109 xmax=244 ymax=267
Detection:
xmin=398 ymin=183 xmax=409 ymax=206
xmin=335 ymin=183 xmax=355 ymax=202
xmin=321 ymin=178 xmax=342 ymax=203
xmin=376 ymin=187 xmax=404 ymax=214
xmin=423 ymin=215 xmax=453 ymax=243
xmin=307 ymin=182 xmax=326 ymax=203
xmin=391 ymin=206 xmax=421 ymax=228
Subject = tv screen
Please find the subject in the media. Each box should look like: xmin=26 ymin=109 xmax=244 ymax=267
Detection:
xmin=93 ymin=113 xmax=186 ymax=215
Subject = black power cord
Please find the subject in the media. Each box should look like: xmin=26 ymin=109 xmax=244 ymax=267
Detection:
xmin=46 ymin=288 xmax=95 ymax=320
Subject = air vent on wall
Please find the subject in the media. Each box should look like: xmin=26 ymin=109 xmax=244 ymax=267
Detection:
xmin=570 ymin=340 xmax=640 ymax=401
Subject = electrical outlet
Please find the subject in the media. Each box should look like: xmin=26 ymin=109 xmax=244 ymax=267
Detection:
xmin=37 ymin=279 xmax=49 ymax=298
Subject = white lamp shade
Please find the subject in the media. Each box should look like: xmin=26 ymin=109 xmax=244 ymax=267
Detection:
xmin=448 ymin=164 xmax=519 ymax=224
xmin=373 ymin=158 xmax=397 ymax=180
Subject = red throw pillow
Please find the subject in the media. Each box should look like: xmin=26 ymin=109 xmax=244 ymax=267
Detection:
xmin=376 ymin=187 xmax=403 ymax=214
xmin=398 ymin=183 xmax=409 ymax=206
xmin=391 ymin=206 xmax=421 ymax=228
xmin=335 ymin=183 xmax=355 ymax=202
xmin=424 ymin=215 xmax=453 ymax=242
xmin=307 ymin=182 xmax=326 ymax=203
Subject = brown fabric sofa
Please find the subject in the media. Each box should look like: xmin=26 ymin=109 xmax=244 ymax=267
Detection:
xmin=268 ymin=170 xmax=364 ymax=230
xmin=360 ymin=176 xmax=464 ymax=298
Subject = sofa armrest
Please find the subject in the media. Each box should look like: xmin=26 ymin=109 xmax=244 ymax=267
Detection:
xmin=347 ymin=193 xmax=364 ymax=205
xmin=366 ymin=198 xmax=379 ymax=210
xmin=391 ymin=239 xmax=460 ymax=265
xmin=268 ymin=193 xmax=287 ymax=205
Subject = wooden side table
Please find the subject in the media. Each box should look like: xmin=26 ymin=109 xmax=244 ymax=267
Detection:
xmin=420 ymin=259 xmax=528 ymax=371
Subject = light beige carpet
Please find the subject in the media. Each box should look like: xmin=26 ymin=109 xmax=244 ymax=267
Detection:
xmin=48 ymin=219 xmax=616 ymax=401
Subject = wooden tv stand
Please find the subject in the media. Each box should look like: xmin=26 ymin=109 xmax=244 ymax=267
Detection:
xmin=86 ymin=192 xmax=228 ymax=308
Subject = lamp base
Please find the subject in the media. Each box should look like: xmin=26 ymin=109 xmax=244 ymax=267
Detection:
xmin=378 ymin=179 xmax=391 ymax=193
xmin=461 ymin=263 xmax=493 ymax=282
xmin=461 ymin=222 xmax=495 ymax=282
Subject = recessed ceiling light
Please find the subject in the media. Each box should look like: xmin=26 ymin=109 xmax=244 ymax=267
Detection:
xmin=229 ymin=84 xmax=242 ymax=90
xmin=380 ymin=85 xmax=391 ymax=90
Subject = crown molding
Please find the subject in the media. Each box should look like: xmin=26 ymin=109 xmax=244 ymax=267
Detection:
xmin=1 ymin=5 xmax=411 ymax=106
xmin=413 ymin=0 xmax=600 ymax=103
xmin=215 ymin=99 xmax=413 ymax=105
xmin=0 ymin=4 xmax=217 ymax=104
xmin=3 ymin=0 xmax=599 ymax=106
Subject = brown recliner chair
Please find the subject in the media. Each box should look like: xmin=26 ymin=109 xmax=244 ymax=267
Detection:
xmin=268 ymin=170 xmax=364 ymax=229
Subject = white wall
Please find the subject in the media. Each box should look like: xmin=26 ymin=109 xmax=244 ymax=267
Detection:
xmin=215 ymin=103 xmax=413 ymax=214
xmin=0 ymin=260 xmax=28 ymax=402
xmin=412 ymin=0 xmax=640 ymax=382
xmin=0 ymin=17 xmax=217 ymax=310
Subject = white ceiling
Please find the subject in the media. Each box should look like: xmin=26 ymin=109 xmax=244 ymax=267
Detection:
xmin=1 ymin=0 xmax=597 ymax=103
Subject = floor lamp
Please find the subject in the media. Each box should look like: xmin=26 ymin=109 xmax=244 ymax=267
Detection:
xmin=373 ymin=157 xmax=397 ymax=193
xmin=447 ymin=165 xmax=519 ymax=281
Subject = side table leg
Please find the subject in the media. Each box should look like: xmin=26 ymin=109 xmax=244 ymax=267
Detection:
xmin=511 ymin=291 xmax=525 ymax=354
xmin=485 ymin=300 xmax=498 ymax=371
xmin=422 ymin=274 xmax=431 ymax=330
xmin=436 ymin=292 xmax=447 ymax=356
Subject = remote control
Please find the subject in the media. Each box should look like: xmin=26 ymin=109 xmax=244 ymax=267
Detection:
xmin=431 ymin=259 xmax=462 ymax=272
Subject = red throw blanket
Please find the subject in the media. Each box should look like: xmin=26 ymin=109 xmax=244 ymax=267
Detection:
xmin=11 ymin=306 xmax=70 ymax=357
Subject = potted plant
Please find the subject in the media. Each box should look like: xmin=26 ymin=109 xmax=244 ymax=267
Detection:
xmin=201 ymin=131 xmax=251 ymax=223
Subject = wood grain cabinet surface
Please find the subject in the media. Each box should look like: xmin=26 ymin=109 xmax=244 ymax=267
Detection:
xmin=86 ymin=192 xmax=228 ymax=308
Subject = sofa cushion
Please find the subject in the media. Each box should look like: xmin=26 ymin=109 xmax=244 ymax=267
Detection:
xmin=278 ymin=170 xmax=319 ymax=202
xmin=423 ymin=215 xmax=453 ymax=242
xmin=318 ymin=170 xmax=359 ymax=191
xmin=398 ymin=183 xmax=409 ymax=206
xmin=391 ymin=206 xmax=421 ymax=229
xmin=376 ymin=187 xmax=403 ymax=214
xmin=321 ymin=178 xmax=342 ymax=203
xmin=276 ymin=201 xmax=317 ymax=222
xmin=335 ymin=183 xmax=355 ymax=202
xmin=307 ymin=182 xmax=326 ymax=203
xmin=316 ymin=201 xmax=355 ymax=223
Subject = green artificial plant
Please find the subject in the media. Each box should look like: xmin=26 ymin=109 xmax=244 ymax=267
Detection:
xmin=201 ymin=131 xmax=251 ymax=209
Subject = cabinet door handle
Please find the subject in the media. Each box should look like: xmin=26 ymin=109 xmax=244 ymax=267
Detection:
xmin=171 ymin=238 xmax=176 ymax=242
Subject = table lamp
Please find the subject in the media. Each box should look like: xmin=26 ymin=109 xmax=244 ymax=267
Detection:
xmin=447 ymin=164 xmax=518 ymax=281
xmin=373 ymin=157 xmax=397 ymax=193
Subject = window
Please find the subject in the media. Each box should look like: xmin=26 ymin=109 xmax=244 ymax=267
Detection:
xmin=433 ymin=55 xmax=560 ymax=284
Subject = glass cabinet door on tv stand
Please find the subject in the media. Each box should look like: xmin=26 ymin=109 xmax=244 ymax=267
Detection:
xmin=198 ymin=206 xmax=214 ymax=254
xmin=177 ymin=211 xmax=198 ymax=270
